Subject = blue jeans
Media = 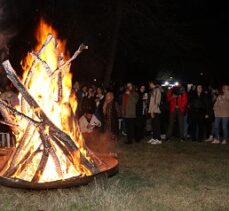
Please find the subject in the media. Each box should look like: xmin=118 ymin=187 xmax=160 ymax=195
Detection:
xmin=214 ymin=117 xmax=229 ymax=140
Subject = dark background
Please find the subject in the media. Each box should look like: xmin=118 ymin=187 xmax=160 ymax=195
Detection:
xmin=1 ymin=0 xmax=229 ymax=87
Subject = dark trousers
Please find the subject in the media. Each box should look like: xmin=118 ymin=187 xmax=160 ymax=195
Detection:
xmin=125 ymin=118 xmax=137 ymax=143
xmin=136 ymin=116 xmax=146 ymax=141
xmin=189 ymin=112 xmax=205 ymax=141
xmin=204 ymin=117 xmax=213 ymax=138
xmin=152 ymin=113 xmax=161 ymax=140
xmin=167 ymin=109 xmax=184 ymax=139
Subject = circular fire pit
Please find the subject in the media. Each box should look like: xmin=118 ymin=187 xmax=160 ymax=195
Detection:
xmin=0 ymin=153 xmax=118 ymax=189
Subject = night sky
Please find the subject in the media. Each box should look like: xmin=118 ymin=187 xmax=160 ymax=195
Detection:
xmin=1 ymin=0 xmax=229 ymax=86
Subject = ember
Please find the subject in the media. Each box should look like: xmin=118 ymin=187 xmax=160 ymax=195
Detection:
xmin=0 ymin=19 xmax=118 ymax=189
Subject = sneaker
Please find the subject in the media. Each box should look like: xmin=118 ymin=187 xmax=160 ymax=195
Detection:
xmin=211 ymin=139 xmax=220 ymax=144
xmin=205 ymin=135 xmax=213 ymax=142
xmin=147 ymin=139 xmax=155 ymax=144
xmin=151 ymin=139 xmax=162 ymax=145
xmin=222 ymin=140 xmax=227 ymax=145
xmin=121 ymin=131 xmax=127 ymax=136
xmin=160 ymin=134 xmax=166 ymax=140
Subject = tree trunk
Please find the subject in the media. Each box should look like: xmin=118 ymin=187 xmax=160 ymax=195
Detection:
xmin=103 ymin=0 xmax=122 ymax=88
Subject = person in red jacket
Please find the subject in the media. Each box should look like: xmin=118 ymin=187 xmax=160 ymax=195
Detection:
xmin=166 ymin=85 xmax=188 ymax=141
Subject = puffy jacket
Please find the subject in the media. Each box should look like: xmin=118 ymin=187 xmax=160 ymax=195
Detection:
xmin=167 ymin=89 xmax=188 ymax=113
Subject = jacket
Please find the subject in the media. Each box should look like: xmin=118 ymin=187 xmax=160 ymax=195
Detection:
xmin=167 ymin=89 xmax=188 ymax=113
xmin=213 ymin=94 xmax=229 ymax=117
xmin=148 ymin=87 xmax=161 ymax=116
xmin=122 ymin=92 xmax=139 ymax=118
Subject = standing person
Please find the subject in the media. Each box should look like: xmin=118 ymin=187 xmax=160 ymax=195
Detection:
xmin=121 ymin=83 xmax=139 ymax=144
xmin=136 ymin=85 xmax=148 ymax=142
xmin=188 ymin=85 xmax=208 ymax=142
xmin=166 ymin=84 xmax=188 ymax=141
xmin=102 ymin=92 xmax=120 ymax=136
xmin=148 ymin=80 xmax=162 ymax=144
xmin=212 ymin=85 xmax=229 ymax=144
xmin=73 ymin=81 xmax=83 ymax=118
xmin=204 ymin=86 xmax=215 ymax=142
xmin=95 ymin=87 xmax=105 ymax=121
xmin=81 ymin=86 xmax=96 ymax=115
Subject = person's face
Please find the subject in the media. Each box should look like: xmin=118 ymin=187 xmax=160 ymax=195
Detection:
xmin=106 ymin=92 xmax=114 ymax=102
xmin=82 ymin=86 xmax=87 ymax=92
xmin=197 ymin=85 xmax=203 ymax=93
xmin=85 ymin=113 xmax=93 ymax=120
xmin=149 ymin=82 xmax=155 ymax=89
xmin=140 ymin=86 xmax=145 ymax=93
xmin=74 ymin=82 xmax=80 ymax=90
xmin=97 ymin=88 xmax=102 ymax=95
xmin=89 ymin=88 xmax=94 ymax=94
xmin=127 ymin=83 xmax=133 ymax=91
xmin=222 ymin=85 xmax=229 ymax=94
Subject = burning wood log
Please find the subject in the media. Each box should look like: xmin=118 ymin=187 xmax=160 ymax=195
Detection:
xmin=0 ymin=25 xmax=118 ymax=187
xmin=0 ymin=107 xmax=18 ymax=134
xmin=57 ymin=53 xmax=64 ymax=102
xmin=31 ymin=149 xmax=49 ymax=183
xmin=23 ymin=34 xmax=54 ymax=87
xmin=6 ymin=126 xmax=36 ymax=172
xmin=50 ymin=44 xmax=88 ymax=79
xmin=4 ymin=144 xmax=42 ymax=177
xmin=2 ymin=60 xmax=99 ymax=176
xmin=49 ymin=148 xmax=63 ymax=179
xmin=30 ymin=52 xmax=53 ymax=76
xmin=21 ymin=34 xmax=55 ymax=114
xmin=0 ymin=99 xmax=40 ymax=127
xmin=0 ymin=120 xmax=18 ymax=128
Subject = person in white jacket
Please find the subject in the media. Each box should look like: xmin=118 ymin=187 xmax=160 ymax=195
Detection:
xmin=79 ymin=112 xmax=101 ymax=134
xmin=148 ymin=80 xmax=162 ymax=144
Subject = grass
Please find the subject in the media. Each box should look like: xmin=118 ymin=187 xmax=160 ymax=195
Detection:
xmin=0 ymin=138 xmax=229 ymax=211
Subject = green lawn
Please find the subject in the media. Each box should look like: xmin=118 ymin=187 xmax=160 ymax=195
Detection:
xmin=0 ymin=139 xmax=229 ymax=211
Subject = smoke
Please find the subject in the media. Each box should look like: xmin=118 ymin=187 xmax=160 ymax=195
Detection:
xmin=85 ymin=132 xmax=118 ymax=156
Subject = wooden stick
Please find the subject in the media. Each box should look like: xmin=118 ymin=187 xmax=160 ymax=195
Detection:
xmin=56 ymin=53 xmax=64 ymax=102
xmin=23 ymin=34 xmax=54 ymax=87
xmin=2 ymin=60 xmax=79 ymax=151
xmin=31 ymin=148 xmax=49 ymax=183
xmin=4 ymin=144 xmax=42 ymax=177
xmin=21 ymin=34 xmax=55 ymax=113
xmin=30 ymin=52 xmax=53 ymax=75
xmin=0 ymin=99 xmax=40 ymax=126
xmin=0 ymin=120 xmax=18 ymax=128
xmin=2 ymin=60 xmax=99 ymax=175
xmin=49 ymin=147 xmax=63 ymax=179
xmin=50 ymin=43 xmax=88 ymax=78
xmin=7 ymin=125 xmax=36 ymax=171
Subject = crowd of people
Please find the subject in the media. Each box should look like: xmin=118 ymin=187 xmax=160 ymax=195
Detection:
xmin=0 ymin=80 xmax=229 ymax=148
xmin=73 ymin=81 xmax=229 ymax=145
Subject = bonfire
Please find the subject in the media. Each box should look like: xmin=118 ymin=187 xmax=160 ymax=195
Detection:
xmin=0 ymin=19 xmax=118 ymax=189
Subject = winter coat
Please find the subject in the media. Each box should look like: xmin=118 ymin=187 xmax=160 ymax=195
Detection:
xmin=167 ymin=89 xmax=188 ymax=113
xmin=213 ymin=93 xmax=229 ymax=117
xmin=148 ymin=87 xmax=161 ymax=117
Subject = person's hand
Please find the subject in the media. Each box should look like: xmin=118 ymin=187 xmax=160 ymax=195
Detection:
xmin=87 ymin=124 xmax=94 ymax=129
xmin=125 ymin=90 xmax=130 ymax=95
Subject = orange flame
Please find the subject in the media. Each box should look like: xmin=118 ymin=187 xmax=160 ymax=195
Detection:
xmin=13 ymin=18 xmax=92 ymax=183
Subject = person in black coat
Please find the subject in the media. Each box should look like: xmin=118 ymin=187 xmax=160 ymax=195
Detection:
xmin=188 ymin=85 xmax=208 ymax=141
xmin=136 ymin=85 xmax=148 ymax=142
